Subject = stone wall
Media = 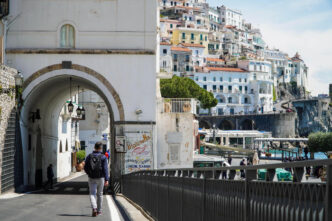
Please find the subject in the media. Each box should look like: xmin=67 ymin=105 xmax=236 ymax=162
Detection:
xmin=0 ymin=65 xmax=17 ymax=194
xmin=199 ymin=112 xmax=297 ymax=138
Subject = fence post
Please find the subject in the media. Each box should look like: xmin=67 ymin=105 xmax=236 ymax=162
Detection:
xmin=201 ymin=171 xmax=206 ymax=221
xmin=245 ymin=169 xmax=257 ymax=221
xmin=326 ymin=164 xmax=332 ymax=221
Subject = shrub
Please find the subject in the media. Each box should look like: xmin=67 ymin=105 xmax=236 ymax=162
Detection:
xmin=308 ymin=132 xmax=332 ymax=156
xmin=76 ymin=150 xmax=86 ymax=163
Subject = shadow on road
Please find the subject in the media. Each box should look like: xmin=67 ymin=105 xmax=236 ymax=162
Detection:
xmin=57 ymin=214 xmax=91 ymax=217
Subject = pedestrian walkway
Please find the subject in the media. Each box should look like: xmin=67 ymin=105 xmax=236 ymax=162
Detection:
xmin=0 ymin=175 xmax=115 ymax=221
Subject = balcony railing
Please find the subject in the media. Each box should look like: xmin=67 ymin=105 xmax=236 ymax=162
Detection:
xmin=123 ymin=159 xmax=332 ymax=221
xmin=162 ymin=98 xmax=197 ymax=114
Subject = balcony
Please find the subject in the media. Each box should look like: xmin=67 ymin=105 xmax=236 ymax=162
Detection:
xmin=161 ymin=98 xmax=197 ymax=114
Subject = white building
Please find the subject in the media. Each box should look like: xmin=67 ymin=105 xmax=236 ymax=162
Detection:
xmin=291 ymin=53 xmax=308 ymax=89
xmin=78 ymin=91 xmax=110 ymax=156
xmin=180 ymin=43 xmax=206 ymax=67
xmin=218 ymin=5 xmax=244 ymax=30
xmin=6 ymin=0 xmax=158 ymax=187
xmin=193 ymin=67 xmax=254 ymax=115
xmin=160 ymin=42 xmax=173 ymax=73
xmin=238 ymin=60 xmax=274 ymax=113
xmin=263 ymin=49 xmax=290 ymax=86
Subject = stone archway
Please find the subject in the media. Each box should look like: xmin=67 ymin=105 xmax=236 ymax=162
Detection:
xmin=22 ymin=63 xmax=125 ymax=121
xmin=199 ymin=120 xmax=211 ymax=129
xmin=241 ymin=119 xmax=254 ymax=130
xmin=219 ymin=120 xmax=235 ymax=130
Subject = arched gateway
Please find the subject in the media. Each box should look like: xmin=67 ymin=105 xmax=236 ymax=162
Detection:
xmin=21 ymin=63 xmax=127 ymax=190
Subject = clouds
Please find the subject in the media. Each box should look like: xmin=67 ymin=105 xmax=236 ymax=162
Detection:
xmin=207 ymin=0 xmax=332 ymax=95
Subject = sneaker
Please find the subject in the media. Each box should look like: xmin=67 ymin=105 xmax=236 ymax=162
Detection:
xmin=97 ymin=211 xmax=102 ymax=216
xmin=92 ymin=209 xmax=98 ymax=217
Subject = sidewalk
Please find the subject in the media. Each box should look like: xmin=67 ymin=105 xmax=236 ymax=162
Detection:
xmin=0 ymin=173 xmax=151 ymax=221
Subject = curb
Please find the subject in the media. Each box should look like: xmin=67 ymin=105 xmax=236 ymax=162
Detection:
xmin=117 ymin=194 xmax=154 ymax=221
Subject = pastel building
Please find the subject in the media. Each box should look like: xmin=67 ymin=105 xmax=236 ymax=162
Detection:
xmin=172 ymin=27 xmax=209 ymax=54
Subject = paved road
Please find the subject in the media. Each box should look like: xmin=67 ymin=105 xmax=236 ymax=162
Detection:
xmin=0 ymin=175 xmax=112 ymax=221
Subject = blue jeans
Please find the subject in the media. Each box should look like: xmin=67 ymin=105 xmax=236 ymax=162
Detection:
xmin=88 ymin=177 xmax=105 ymax=211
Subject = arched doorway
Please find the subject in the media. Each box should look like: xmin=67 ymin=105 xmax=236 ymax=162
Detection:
xmin=241 ymin=119 xmax=254 ymax=130
xmin=20 ymin=64 xmax=124 ymax=190
xmin=199 ymin=120 xmax=211 ymax=129
xmin=219 ymin=120 xmax=235 ymax=130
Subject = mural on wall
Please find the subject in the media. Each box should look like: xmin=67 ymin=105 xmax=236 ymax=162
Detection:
xmin=124 ymin=132 xmax=152 ymax=174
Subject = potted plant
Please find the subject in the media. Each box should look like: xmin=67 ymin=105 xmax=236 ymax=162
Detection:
xmin=76 ymin=150 xmax=86 ymax=172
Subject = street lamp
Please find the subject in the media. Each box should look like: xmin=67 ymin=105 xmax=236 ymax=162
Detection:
xmin=213 ymin=123 xmax=216 ymax=144
xmin=14 ymin=72 xmax=24 ymax=87
xmin=76 ymin=106 xmax=82 ymax=116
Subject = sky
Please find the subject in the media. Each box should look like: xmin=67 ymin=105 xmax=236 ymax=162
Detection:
xmin=208 ymin=0 xmax=332 ymax=96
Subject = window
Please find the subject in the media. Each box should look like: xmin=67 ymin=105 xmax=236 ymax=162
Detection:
xmin=163 ymin=49 xmax=167 ymax=54
xmin=60 ymin=24 xmax=75 ymax=48
xmin=196 ymin=50 xmax=199 ymax=55
xmin=244 ymin=97 xmax=248 ymax=104
xmin=213 ymin=77 xmax=216 ymax=81
xmin=182 ymin=33 xmax=186 ymax=39
xmin=200 ymin=34 xmax=203 ymax=41
xmin=191 ymin=33 xmax=195 ymax=40
xmin=228 ymin=85 xmax=232 ymax=92
xmin=170 ymin=24 xmax=173 ymax=28
xmin=244 ymin=78 xmax=247 ymax=83
xmin=220 ymin=77 xmax=223 ymax=81
xmin=219 ymin=85 xmax=223 ymax=91
xmin=213 ymin=85 xmax=217 ymax=91
xmin=173 ymin=54 xmax=178 ymax=61
xmin=239 ymin=78 xmax=242 ymax=82
xmin=228 ymin=97 xmax=232 ymax=103
xmin=205 ymin=36 xmax=207 ymax=41
xmin=229 ymin=77 xmax=232 ymax=82
xmin=186 ymin=65 xmax=190 ymax=71
xmin=253 ymin=73 xmax=257 ymax=80
xmin=239 ymin=86 xmax=243 ymax=91
xmin=203 ymin=85 xmax=207 ymax=90
xmin=245 ymin=86 xmax=248 ymax=91
xmin=162 ymin=61 xmax=166 ymax=68
xmin=203 ymin=76 xmax=207 ymax=81
xmin=195 ymin=77 xmax=199 ymax=81
xmin=216 ymin=44 xmax=219 ymax=49
xmin=185 ymin=55 xmax=190 ymax=62
xmin=173 ymin=65 xmax=177 ymax=71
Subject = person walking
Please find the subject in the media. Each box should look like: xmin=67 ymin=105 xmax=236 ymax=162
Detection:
xmin=44 ymin=164 xmax=54 ymax=190
xmin=84 ymin=142 xmax=109 ymax=217
xmin=222 ymin=163 xmax=227 ymax=179
xmin=240 ymin=158 xmax=246 ymax=179
xmin=228 ymin=154 xmax=232 ymax=165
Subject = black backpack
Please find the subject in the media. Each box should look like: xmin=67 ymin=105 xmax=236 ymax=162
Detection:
xmin=87 ymin=154 xmax=103 ymax=178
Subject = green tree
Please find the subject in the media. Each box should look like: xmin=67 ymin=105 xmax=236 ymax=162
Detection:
xmin=308 ymin=132 xmax=332 ymax=157
xmin=160 ymin=76 xmax=218 ymax=109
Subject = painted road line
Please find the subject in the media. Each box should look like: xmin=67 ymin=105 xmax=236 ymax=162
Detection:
xmin=106 ymin=194 xmax=122 ymax=221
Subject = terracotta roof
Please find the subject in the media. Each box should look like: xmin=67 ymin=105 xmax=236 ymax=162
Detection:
xmin=225 ymin=25 xmax=236 ymax=29
xmin=172 ymin=5 xmax=201 ymax=11
xmin=171 ymin=46 xmax=191 ymax=52
xmin=180 ymin=43 xmax=205 ymax=48
xmin=207 ymin=58 xmax=225 ymax=62
xmin=160 ymin=19 xmax=181 ymax=24
xmin=207 ymin=67 xmax=247 ymax=72
xmin=160 ymin=42 xmax=171 ymax=45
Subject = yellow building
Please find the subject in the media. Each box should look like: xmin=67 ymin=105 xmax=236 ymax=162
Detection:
xmin=172 ymin=27 xmax=210 ymax=55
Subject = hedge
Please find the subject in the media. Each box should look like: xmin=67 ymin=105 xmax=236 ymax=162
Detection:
xmin=308 ymin=132 xmax=332 ymax=155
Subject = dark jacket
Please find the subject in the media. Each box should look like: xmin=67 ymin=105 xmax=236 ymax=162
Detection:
xmin=47 ymin=166 xmax=54 ymax=179
xmin=84 ymin=151 xmax=109 ymax=181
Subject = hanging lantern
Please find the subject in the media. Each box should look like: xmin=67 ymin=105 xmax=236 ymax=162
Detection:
xmin=76 ymin=106 xmax=82 ymax=116
xmin=68 ymin=101 xmax=74 ymax=113
xmin=81 ymin=106 xmax=86 ymax=116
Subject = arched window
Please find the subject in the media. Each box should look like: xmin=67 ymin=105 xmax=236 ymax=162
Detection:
xmin=59 ymin=141 xmax=63 ymax=153
xmin=60 ymin=24 xmax=75 ymax=48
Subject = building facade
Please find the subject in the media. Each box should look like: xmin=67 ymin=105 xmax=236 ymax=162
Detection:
xmin=5 ymin=0 xmax=158 ymax=188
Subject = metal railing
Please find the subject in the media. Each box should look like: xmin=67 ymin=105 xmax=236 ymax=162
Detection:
xmin=122 ymin=159 xmax=332 ymax=221
xmin=162 ymin=98 xmax=197 ymax=114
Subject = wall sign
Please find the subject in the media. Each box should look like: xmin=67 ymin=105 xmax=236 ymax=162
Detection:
xmin=124 ymin=133 xmax=152 ymax=174
xmin=115 ymin=136 xmax=126 ymax=153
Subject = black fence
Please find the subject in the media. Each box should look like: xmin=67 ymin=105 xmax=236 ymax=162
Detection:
xmin=122 ymin=159 xmax=332 ymax=221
